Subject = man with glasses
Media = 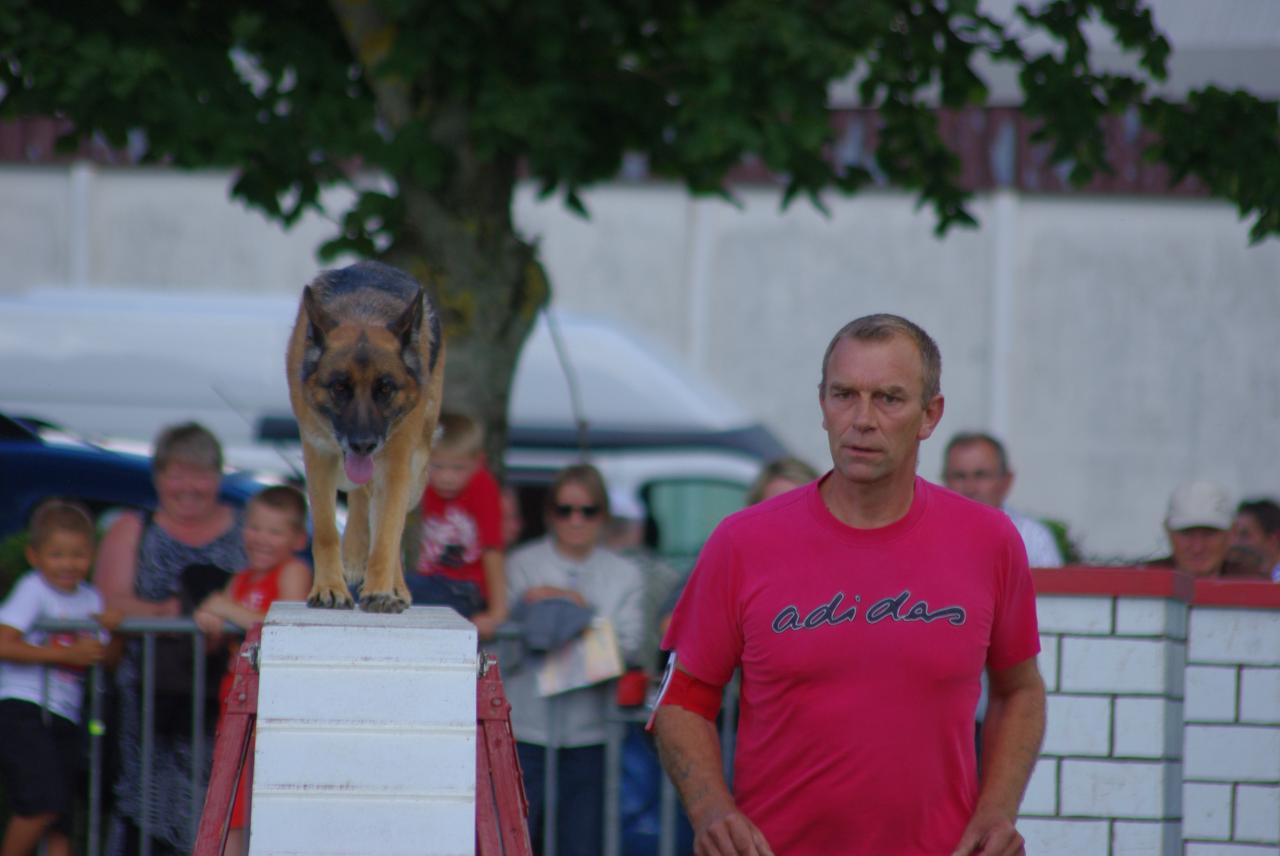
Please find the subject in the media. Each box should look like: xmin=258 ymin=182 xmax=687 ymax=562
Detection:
xmin=943 ymin=432 xmax=1064 ymax=568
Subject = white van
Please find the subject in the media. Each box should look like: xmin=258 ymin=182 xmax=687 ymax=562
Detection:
xmin=0 ymin=287 xmax=786 ymax=567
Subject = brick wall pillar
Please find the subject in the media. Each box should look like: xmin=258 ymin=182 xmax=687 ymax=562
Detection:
xmin=1182 ymin=580 xmax=1280 ymax=856
xmin=1019 ymin=569 xmax=1192 ymax=856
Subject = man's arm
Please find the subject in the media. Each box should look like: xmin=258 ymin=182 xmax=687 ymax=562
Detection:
xmin=952 ymin=656 xmax=1046 ymax=856
xmin=653 ymin=692 xmax=773 ymax=856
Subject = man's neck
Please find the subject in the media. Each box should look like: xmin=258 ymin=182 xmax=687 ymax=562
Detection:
xmin=820 ymin=468 xmax=918 ymax=529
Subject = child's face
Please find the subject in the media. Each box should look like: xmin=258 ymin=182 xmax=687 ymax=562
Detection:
xmin=429 ymin=451 xmax=480 ymax=499
xmin=26 ymin=530 xmax=94 ymax=594
xmin=243 ymin=504 xmax=307 ymax=573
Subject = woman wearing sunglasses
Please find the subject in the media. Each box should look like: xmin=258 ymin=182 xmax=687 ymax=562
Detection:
xmin=504 ymin=463 xmax=645 ymax=856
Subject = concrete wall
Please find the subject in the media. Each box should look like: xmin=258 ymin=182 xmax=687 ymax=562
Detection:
xmin=1 ymin=163 xmax=1278 ymax=559
xmin=1027 ymin=570 xmax=1280 ymax=855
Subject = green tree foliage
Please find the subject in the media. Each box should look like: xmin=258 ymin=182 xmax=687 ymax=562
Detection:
xmin=2 ymin=0 xmax=1276 ymax=462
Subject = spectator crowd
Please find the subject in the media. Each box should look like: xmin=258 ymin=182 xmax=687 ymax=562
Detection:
xmin=1 ymin=396 xmax=1277 ymax=854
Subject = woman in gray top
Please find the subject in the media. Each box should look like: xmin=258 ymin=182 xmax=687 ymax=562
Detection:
xmin=505 ymin=463 xmax=643 ymax=856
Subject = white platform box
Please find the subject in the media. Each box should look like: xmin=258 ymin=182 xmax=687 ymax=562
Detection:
xmin=249 ymin=603 xmax=478 ymax=855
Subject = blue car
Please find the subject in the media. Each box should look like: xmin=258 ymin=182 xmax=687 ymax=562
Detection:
xmin=0 ymin=412 xmax=266 ymax=542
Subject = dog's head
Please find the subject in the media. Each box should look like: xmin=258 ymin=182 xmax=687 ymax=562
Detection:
xmin=299 ymin=285 xmax=425 ymax=483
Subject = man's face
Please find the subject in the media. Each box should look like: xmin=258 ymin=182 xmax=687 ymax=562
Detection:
xmin=1168 ymin=526 xmax=1232 ymax=577
xmin=819 ymin=335 xmax=943 ymax=487
xmin=1232 ymin=512 xmax=1280 ymax=565
xmin=943 ymin=441 xmax=1013 ymax=508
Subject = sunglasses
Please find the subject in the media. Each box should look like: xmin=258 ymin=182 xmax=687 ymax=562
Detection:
xmin=552 ymin=503 xmax=602 ymax=520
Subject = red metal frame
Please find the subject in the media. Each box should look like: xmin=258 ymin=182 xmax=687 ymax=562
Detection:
xmin=194 ymin=626 xmax=260 ymax=856
xmin=195 ymin=637 xmax=532 ymax=856
xmin=476 ymin=657 xmax=533 ymax=856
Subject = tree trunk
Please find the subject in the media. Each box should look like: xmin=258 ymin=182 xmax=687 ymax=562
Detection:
xmin=330 ymin=0 xmax=551 ymax=478
xmin=386 ymin=182 xmax=549 ymax=481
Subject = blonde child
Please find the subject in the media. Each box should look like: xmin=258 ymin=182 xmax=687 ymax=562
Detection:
xmin=0 ymin=500 xmax=123 ymax=856
xmin=193 ymin=484 xmax=311 ymax=856
xmin=414 ymin=412 xmax=508 ymax=638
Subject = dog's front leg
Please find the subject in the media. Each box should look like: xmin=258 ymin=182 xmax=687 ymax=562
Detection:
xmin=342 ymin=486 xmax=371 ymax=589
xmin=359 ymin=434 xmax=416 ymax=614
xmin=302 ymin=444 xmax=355 ymax=609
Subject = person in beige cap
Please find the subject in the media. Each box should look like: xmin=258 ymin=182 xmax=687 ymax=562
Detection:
xmin=1156 ymin=480 xmax=1260 ymax=578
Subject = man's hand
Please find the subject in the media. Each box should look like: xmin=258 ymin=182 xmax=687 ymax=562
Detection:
xmin=654 ymin=702 xmax=773 ymax=856
xmin=692 ymin=804 xmax=775 ymax=856
xmin=951 ymin=806 xmax=1024 ymax=856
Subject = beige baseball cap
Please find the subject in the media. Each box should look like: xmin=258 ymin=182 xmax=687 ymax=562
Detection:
xmin=1165 ymin=480 xmax=1233 ymax=531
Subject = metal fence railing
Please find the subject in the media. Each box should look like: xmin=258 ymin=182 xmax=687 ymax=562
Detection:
xmin=30 ymin=616 xmax=233 ymax=856
xmin=26 ymin=618 xmax=736 ymax=856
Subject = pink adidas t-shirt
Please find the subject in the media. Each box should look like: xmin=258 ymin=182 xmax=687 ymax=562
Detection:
xmin=662 ymin=475 xmax=1040 ymax=855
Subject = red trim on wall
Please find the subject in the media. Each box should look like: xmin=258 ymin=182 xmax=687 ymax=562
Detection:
xmin=1032 ymin=567 xmax=1195 ymax=602
xmin=1192 ymin=579 xmax=1280 ymax=609
xmin=1033 ymin=567 xmax=1280 ymax=608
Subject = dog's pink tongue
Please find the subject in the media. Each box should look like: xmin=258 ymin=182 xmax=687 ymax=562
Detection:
xmin=344 ymin=453 xmax=374 ymax=485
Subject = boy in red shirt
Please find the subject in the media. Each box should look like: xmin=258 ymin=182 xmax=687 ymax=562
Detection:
xmin=194 ymin=485 xmax=312 ymax=856
xmin=414 ymin=412 xmax=508 ymax=639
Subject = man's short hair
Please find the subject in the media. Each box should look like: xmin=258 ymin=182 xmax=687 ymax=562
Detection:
xmin=1238 ymin=498 xmax=1280 ymax=535
xmin=250 ymin=484 xmax=309 ymax=532
xmin=819 ymin=314 xmax=942 ymax=404
xmin=943 ymin=432 xmax=1010 ymax=474
xmin=434 ymin=412 xmax=485 ymax=457
xmin=28 ymin=498 xmax=96 ymax=549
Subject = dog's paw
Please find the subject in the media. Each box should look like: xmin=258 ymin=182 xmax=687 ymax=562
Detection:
xmin=307 ymin=585 xmax=355 ymax=610
xmin=360 ymin=591 xmax=409 ymax=614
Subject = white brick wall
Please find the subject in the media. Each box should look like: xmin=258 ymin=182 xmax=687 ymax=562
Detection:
xmin=1023 ymin=589 xmax=1280 ymax=855
xmin=1235 ymin=785 xmax=1280 ymax=844
xmin=1116 ymin=698 xmax=1182 ymax=759
xmin=1185 ymin=606 xmax=1280 ymax=855
xmin=1185 ymin=726 xmax=1280 ymax=782
xmin=1040 ymin=633 xmax=1061 ymax=691
xmin=1019 ymin=818 xmax=1110 ymax=855
xmin=1184 ymin=844 xmax=1280 ymax=855
xmin=1023 ymin=757 xmax=1059 ymax=816
xmin=1060 ymin=637 xmax=1179 ymax=694
xmin=1188 ymin=666 xmax=1240 ymax=722
xmin=1112 ymin=820 xmax=1181 ymax=856
xmin=1117 ymin=597 xmax=1188 ymax=639
xmin=1185 ymin=782 xmax=1234 ymax=839
xmin=1190 ymin=610 xmax=1280 ymax=667
xmin=1038 ymin=596 xmax=1115 ymax=635
xmin=1241 ymin=670 xmax=1280 ymax=726
xmin=1060 ymin=760 xmax=1179 ymax=819
xmin=1044 ymin=695 xmax=1112 ymax=756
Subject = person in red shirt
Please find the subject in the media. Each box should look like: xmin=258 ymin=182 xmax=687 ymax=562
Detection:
xmin=651 ymin=314 xmax=1046 ymax=856
xmin=414 ymin=412 xmax=508 ymax=639
xmin=194 ymin=485 xmax=312 ymax=856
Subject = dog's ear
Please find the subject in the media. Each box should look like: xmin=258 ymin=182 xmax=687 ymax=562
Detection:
xmin=388 ymin=288 xmax=424 ymax=351
xmin=302 ymin=285 xmax=339 ymax=346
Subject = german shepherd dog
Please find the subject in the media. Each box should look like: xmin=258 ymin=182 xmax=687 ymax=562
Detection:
xmin=286 ymin=261 xmax=444 ymax=613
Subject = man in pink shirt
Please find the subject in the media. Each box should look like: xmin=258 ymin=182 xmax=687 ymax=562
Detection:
xmin=651 ymin=314 xmax=1046 ymax=856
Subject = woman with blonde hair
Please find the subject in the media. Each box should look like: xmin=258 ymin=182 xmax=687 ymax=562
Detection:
xmin=95 ymin=422 xmax=246 ymax=856
xmin=503 ymin=463 xmax=644 ymax=856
